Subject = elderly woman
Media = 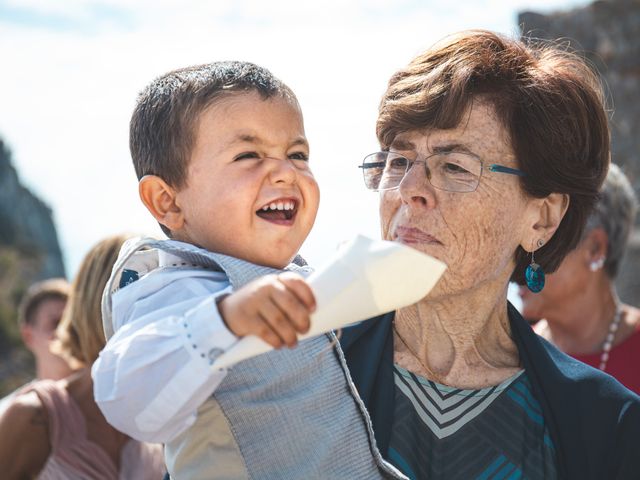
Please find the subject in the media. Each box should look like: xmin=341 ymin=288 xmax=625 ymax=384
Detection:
xmin=0 ymin=236 xmax=164 ymax=479
xmin=341 ymin=30 xmax=640 ymax=480
xmin=520 ymin=164 xmax=640 ymax=393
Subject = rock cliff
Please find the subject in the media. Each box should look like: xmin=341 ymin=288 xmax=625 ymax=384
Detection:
xmin=0 ymin=138 xmax=66 ymax=395
xmin=0 ymin=138 xmax=65 ymax=280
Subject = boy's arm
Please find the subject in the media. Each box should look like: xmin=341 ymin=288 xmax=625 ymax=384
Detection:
xmin=92 ymin=272 xmax=237 ymax=443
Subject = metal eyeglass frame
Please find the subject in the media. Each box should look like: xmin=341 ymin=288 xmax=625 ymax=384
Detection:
xmin=358 ymin=151 xmax=526 ymax=192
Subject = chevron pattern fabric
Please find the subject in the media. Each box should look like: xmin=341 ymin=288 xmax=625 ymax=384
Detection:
xmin=388 ymin=365 xmax=558 ymax=480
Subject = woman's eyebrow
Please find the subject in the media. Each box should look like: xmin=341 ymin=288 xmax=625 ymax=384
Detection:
xmin=390 ymin=139 xmax=415 ymax=150
xmin=431 ymin=143 xmax=475 ymax=155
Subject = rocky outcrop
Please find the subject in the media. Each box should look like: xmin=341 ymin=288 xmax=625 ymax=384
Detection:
xmin=0 ymin=138 xmax=66 ymax=394
xmin=0 ymin=138 xmax=65 ymax=280
xmin=519 ymin=0 xmax=640 ymax=303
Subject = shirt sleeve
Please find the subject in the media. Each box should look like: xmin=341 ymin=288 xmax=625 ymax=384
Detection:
xmin=92 ymin=270 xmax=237 ymax=443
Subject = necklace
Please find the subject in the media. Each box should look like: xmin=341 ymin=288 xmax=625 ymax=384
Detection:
xmin=599 ymin=306 xmax=623 ymax=372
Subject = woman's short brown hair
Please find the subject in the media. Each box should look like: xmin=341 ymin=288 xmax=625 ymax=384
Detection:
xmin=53 ymin=235 xmax=128 ymax=365
xmin=377 ymin=30 xmax=610 ymax=284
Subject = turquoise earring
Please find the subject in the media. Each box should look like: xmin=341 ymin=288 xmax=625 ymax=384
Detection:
xmin=525 ymin=239 xmax=545 ymax=293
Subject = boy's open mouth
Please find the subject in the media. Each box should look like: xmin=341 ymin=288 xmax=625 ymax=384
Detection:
xmin=256 ymin=198 xmax=299 ymax=224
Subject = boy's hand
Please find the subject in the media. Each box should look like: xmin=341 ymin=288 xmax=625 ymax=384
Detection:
xmin=217 ymin=272 xmax=316 ymax=349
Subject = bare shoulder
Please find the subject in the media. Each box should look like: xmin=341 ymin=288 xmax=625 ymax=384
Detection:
xmin=0 ymin=391 xmax=51 ymax=479
xmin=0 ymin=391 xmax=48 ymax=428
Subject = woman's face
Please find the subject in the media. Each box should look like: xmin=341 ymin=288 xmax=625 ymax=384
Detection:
xmin=380 ymin=101 xmax=535 ymax=298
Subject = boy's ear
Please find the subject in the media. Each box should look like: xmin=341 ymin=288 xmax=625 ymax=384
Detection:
xmin=521 ymin=192 xmax=570 ymax=250
xmin=138 ymin=175 xmax=184 ymax=232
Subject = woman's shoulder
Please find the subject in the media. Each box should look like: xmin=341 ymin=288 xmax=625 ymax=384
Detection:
xmin=550 ymin=342 xmax=640 ymax=404
xmin=510 ymin=303 xmax=640 ymax=476
xmin=510 ymin=303 xmax=639 ymax=405
xmin=1 ymin=389 xmax=46 ymax=421
xmin=0 ymin=389 xmax=52 ymax=478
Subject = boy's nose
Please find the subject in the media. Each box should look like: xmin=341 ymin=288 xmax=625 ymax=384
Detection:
xmin=268 ymin=157 xmax=297 ymax=184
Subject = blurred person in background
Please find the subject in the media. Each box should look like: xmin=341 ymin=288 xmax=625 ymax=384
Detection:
xmin=521 ymin=163 xmax=640 ymax=393
xmin=0 ymin=235 xmax=164 ymax=479
xmin=0 ymin=278 xmax=75 ymax=415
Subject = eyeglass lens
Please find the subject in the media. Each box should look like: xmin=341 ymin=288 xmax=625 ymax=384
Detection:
xmin=362 ymin=151 xmax=482 ymax=192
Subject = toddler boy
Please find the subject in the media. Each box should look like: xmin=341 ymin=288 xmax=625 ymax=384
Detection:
xmin=92 ymin=61 xmax=404 ymax=479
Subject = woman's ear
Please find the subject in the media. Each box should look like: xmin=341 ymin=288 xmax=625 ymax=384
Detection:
xmin=138 ymin=175 xmax=184 ymax=232
xmin=19 ymin=324 xmax=34 ymax=349
xmin=582 ymin=227 xmax=608 ymax=262
xmin=521 ymin=192 xmax=570 ymax=250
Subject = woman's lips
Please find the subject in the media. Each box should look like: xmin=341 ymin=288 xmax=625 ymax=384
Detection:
xmin=394 ymin=226 xmax=441 ymax=245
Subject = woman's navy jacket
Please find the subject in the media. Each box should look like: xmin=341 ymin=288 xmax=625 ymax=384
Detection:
xmin=340 ymin=303 xmax=640 ymax=480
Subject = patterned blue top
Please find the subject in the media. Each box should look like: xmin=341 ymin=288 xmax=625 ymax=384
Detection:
xmin=389 ymin=365 xmax=557 ymax=479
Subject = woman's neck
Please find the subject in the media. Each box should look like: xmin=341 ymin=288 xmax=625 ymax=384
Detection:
xmin=535 ymin=278 xmax=618 ymax=355
xmin=394 ymin=279 xmax=520 ymax=389
xmin=36 ymin=355 xmax=74 ymax=381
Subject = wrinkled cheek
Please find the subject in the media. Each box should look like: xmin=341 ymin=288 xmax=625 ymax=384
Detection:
xmin=379 ymin=191 xmax=398 ymax=240
xmin=446 ymin=215 xmax=511 ymax=285
xmin=485 ymin=221 xmax=517 ymax=276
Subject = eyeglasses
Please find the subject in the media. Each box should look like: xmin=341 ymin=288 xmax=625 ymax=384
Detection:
xmin=359 ymin=151 xmax=526 ymax=193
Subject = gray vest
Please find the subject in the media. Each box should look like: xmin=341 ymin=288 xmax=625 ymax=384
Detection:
xmin=103 ymin=239 xmax=406 ymax=480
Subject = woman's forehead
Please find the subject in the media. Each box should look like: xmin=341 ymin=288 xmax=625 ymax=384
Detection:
xmin=391 ymin=103 xmax=512 ymax=155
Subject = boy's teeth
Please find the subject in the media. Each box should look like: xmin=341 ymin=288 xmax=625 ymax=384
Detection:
xmin=260 ymin=200 xmax=296 ymax=211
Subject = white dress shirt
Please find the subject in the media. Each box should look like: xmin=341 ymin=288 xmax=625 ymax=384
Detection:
xmin=92 ymin=248 xmax=238 ymax=443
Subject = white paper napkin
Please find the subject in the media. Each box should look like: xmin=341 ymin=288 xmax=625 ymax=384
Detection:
xmin=211 ymin=235 xmax=446 ymax=369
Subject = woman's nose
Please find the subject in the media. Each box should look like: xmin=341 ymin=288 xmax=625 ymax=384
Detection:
xmin=398 ymin=161 xmax=437 ymax=208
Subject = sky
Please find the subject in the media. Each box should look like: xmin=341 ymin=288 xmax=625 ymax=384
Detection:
xmin=0 ymin=0 xmax=592 ymax=279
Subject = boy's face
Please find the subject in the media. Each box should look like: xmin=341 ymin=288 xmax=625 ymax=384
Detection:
xmin=173 ymin=91 xmax=319 ymax=268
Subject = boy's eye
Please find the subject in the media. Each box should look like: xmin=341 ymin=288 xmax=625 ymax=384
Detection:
xmin=288 ymin=152 xmax=309 ymax=162
xmin=234 ymin=152 xmax=260 ymax=161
